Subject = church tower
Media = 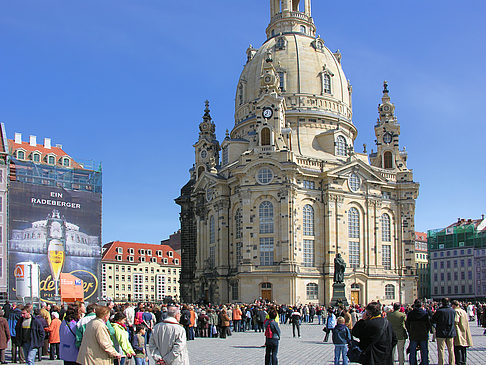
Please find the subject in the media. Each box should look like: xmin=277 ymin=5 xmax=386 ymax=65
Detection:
xmin=370 ymin=82 xmax=408 ymax=171
xmin=177 ymin=0 xmax=419 ymax=305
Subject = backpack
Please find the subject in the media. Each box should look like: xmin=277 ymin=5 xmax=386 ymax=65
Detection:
xmin=264 ymin=320 xmax=273 ymax=339
xmin=134 ymin=311 xmax=143 ymax=325
xmin=180 ymin=311 xmax=190 ymax=326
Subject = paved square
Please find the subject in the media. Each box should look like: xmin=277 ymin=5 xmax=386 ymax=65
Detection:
xmin=8 ymin=322 xmax=486 ymax=364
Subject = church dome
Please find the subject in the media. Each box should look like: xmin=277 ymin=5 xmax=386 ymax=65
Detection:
xmin=234 ymin=3 xmax=352 ymax=126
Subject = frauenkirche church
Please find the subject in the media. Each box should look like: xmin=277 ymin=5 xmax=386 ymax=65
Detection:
xmin=177 ymin=0 xmax=419 ymax=306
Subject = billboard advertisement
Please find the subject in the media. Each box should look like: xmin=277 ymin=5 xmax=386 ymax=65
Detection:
xmin=8 ymin=181 xmax=101 ymax=303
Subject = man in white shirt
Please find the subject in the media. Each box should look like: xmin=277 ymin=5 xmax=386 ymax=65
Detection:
xmin=148 ymin=306 xmax=189 ymax=365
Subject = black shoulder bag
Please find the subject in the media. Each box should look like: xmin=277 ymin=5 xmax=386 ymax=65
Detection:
xmin=347 ymin=319 xmax=387 ymax=364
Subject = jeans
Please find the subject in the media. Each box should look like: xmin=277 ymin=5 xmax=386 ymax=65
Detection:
xmin=304 ymin=314 xmax=309 ymax=322
xmin=280 ymin=314 xmax=286 ymax=324
xmin=22 ymin=345 xmax=38 ymax=365
xmin=187 ymin=326 xmax=195 ymax=340
xmin=317 ymin=314 xmax=322 ymax=325
xmin=409 ymin=340 xmax=429 ymax=365
xmin=334 ymin=344 xmax=348 ymax=365
xmin=134 ymin=357 xmax=146 ymax=365
xmin=50 ymin=343 xmax=60 ymax=360
xmin=265 ymin=339 xmax=279 ymax=365
xmin=292 ymin=323 xmax=300 ymax=337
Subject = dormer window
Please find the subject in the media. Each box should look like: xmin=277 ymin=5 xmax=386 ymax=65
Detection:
xmin=47 ymin=155 xmax=56 ymax=165
xmin=323 ymin=74 xmax=331 ymax=94
xmin=17 ymin=150 xmax=26 ymax=160
xmin=62 ymin=157 xmax=70 ymax=167
xmin=147 ymin=249 xmax=152 ymax=256
xmin=336 ymin=136 xmax=347 ymax=156
xmin=168 ymin=251 xmax=173 ymax=258
xmin=116 ymin=247 xmax=123 ymax=254
xmin=32 ymin=153 xmax=41 ymax=163
xmin=275 ymin=37 xmax=286 ymax=50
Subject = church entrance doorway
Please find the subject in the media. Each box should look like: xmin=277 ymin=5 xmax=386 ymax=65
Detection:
xmin=351 ymin=283 xmax=360 ymax=305
xmin=261 ymin=282 xmax=272 ymax=301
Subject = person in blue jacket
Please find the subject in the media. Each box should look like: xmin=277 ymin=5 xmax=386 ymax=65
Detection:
xmin=332 ymin=316 xmax=352 ymax=365
xmin=8 ymin=304 xmax=24 ymax=363
xmin=14 ymin=304 xmax=45 ymax=365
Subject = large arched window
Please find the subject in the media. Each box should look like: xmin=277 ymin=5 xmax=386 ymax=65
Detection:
xmin=381 ymin=213 xmax=391 ymax=242
xmin=235 ymin=209 xmax=242 ymax=239
xmin=303 ymin=205 xmax=314 ymax=236
xmin=209 ymin=216 xmax=215 ymax=244
xmin=306 ymin=283 xmax=318 ymax=300
xmin=259 ymin=201 xmax=274 ymax=234
xmin=261 ymin=128 xmax=271 ymax=146
xmin=385 ymin=284 xmax=395 ymax=300
xmin=348 ymin=207 xmax=360 ymax=268
xmin=336 ymin=136 xmax=346 ymax=156
xmin=384 ymin=151 xmax=393 ymax=169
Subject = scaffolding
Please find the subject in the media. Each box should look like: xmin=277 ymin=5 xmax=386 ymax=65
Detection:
xmin=428 ymin=223 xmax=486 ymax=250
xmin=9 ymin=158 xmax=102 ymax=193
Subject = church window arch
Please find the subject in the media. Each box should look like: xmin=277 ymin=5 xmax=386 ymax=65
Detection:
xmin=278 ymin=71 xmax=285 ymax=91
xmin=300 ymin=25 xmax=307 ymax=34
xmin=259 ymin=201 xmax=274 ymax=234
xmin=238 ymin=83 xmax=244 ymax=105
xmin=261 ymin=128 xmax=271 ymax=146
xmin=323 ymin=74 xmax=331 ymax=94
xmin=381 ymin=213 xmax=391 ymax=242
xmin=197 ymin=166 xmax=205 ymax=179
xmin=336 ymin=136 xmax=346 ymax=156
xmin=348 ymin=207 xmax=360 ymax=268
xmin=235 ymin=208 xmax=243 ymax=239
xmin=306 ymin=283 xmax=318 ymax=300
xmin=209 ymin=215 xmax=215 ymax=244
xmin=303 ymin=204 xmax=314 ymax=236
xmin=385 ymin=284 xmax=395 ymax=299
xmin=384 ymin=151 xmax=393 ymax=169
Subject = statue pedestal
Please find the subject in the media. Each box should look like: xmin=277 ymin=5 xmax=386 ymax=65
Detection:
xmin=330 ymin=283 xmax=349 ymax=307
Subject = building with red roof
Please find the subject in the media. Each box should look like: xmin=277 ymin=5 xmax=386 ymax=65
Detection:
xmin=101 ymin=241 xmax=181 ymax=302
xmin=415 ymin=232 xmax=429 ymax=298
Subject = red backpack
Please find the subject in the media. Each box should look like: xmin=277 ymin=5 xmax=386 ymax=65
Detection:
xmin=264 ymin=319 xmax=273 ymax=339
xmin=134 ymin=311 xmax=143 ymax=325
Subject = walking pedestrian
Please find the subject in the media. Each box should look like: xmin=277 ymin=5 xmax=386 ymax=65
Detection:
xmin=15 ymin=304 xmax=45 ymax=365
xmin=46 ymin=312 xmax=61 ymax=360
xmin=432 ymin=298 xmax=456 ymax=365
xmin=148 ymin=306 xmax=190 ymax=365
xmin=8 ymin=303 xmax=25 ymax=363
xmin=324 ymin=308 xmax=337 ymax=342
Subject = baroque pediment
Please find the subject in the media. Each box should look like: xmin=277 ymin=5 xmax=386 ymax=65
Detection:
xmin=326 ymin=159 xmax=387 ymax=185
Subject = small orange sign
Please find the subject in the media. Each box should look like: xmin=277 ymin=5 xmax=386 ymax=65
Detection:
xmin=14 ymin=265 xmax=25 ymax=279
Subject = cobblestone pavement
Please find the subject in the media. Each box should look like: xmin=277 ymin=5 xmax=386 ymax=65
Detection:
xmin=8 ymin=322 xmax=486 ymax=365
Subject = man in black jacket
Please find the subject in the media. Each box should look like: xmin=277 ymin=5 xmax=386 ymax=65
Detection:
xmin=405 ymin=299 xmax=431 ymax=365
xmin=432 ymin=298 xmax=456 ymax=365
xmin=15 ymin=304 xmax=45 ymax=365
xmin=352 ymin=302 xmax=397 ymax=365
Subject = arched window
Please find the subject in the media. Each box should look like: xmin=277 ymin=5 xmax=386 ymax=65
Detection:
xmin=278 ymin=71 xmax=285 ymax=91
xmin=300 ymin=25 xmax=306 ymax=34
xmin=323 ymin=74 xmax=331 ymax=94
xmin=235 ymin=209 xmax=242 ymax=239
xmin=336 ymin=136 xmax=346 ymax=156
xmin=303 ymin=239 xmax=314 ymax=267
xmin=385 ymin=284 xmax=395 ymax=300
xmin=197 ymin=166 xmax=205 ymax=179
xmin=17 ymin=150 xmax=25 ymax=160
xmin=261 ymin=128 xmax=271 ymax=146
xmin=259 ymin=201 xmax=274 ymax=234
xmin=306 ymin=283 xmax=318 ymax=300
xmin=32 ymin=153 xmax=41 ymax=163
xmin=238 ymin=83 xmax=244 ymax=105
xmin=348 ymin=207 xmax=360 ymax=268
xmin=276 ymin=37 xmax=285 ymax=50
xmin=384 ymin=151 xmax=393 ymax=169
xmin=381 ymin=213 xmax=391 ymax=242
xmin=303 ymin=205 xmax=314 ymax=236
xmin=209 ymin=216 xmax=215 ymax=244
xmin=48 ymin=155 xmax=55 ymax=165
xmin=351 ymin=283 xmax=360 ymax=290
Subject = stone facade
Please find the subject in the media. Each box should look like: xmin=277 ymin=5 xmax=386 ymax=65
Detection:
xmin=0 ymin=124 xmax=8 ymax=299
xmin=177 ymin=0 xmax=419 ymax=306
xmin=415 ymin=232 xmax=429 ymax=299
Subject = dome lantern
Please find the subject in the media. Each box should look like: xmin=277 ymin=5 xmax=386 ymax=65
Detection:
xmin=267 ymin=0 xmax=316 ymax=39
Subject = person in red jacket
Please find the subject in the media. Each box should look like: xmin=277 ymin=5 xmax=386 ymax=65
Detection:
xmin=0 ymin=309 xmax=10 ymax=364
xmin=46 ymin=312 xmax=61 ymax=360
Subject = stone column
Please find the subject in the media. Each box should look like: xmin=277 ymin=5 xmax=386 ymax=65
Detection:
xmin=304 ymin=0 xmax=311 ymax=16
xmin=281 ymin=0 xmax=291 ymax=12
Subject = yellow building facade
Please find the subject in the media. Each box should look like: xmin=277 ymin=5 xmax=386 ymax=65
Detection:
xmin=177 ymin=0 xmax=419 ymax=306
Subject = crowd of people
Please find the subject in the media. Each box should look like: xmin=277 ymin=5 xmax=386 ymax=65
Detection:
xmin=0 ymin=298 xmax=482 ymax=365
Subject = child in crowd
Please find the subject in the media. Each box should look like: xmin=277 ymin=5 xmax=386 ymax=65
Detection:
xmin=131 ymin=325 xmax=147 ymax=365
xmin=332 ymin=317 xmax=351 ymax=365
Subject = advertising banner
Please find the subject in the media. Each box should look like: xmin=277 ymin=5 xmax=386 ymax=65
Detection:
xmin=8 ymin=181 xmax=101 ymax=303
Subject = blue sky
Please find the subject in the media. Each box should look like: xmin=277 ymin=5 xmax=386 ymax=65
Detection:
xmin=1 ymin=0 xmax=485 ymax=244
